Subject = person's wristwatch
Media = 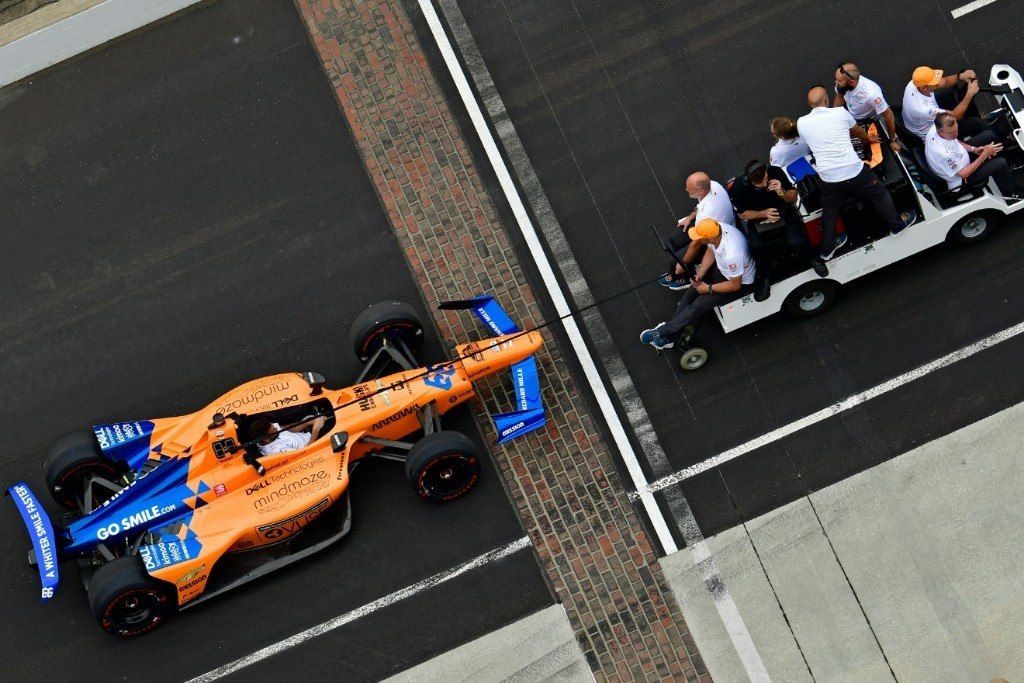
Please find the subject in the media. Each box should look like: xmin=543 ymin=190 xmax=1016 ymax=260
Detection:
xmin=706 ymin=283 xmax=713 ymax=294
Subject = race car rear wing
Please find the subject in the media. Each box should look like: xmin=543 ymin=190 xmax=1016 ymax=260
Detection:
xmin=439 ymin=296 xmax=546 ymax=444
xmin=5 ymin=483 xmax=59 ymax=601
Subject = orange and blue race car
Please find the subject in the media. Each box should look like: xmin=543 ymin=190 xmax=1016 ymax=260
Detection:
xmin=5 ymin=296 xmax=545 ymax=636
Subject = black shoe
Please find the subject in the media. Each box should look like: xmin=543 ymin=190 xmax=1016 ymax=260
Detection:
xmin=891 ymin=209 xmax=918 ymax=236
xmin=754 ymin=278 xmax=771 ymax=302
xmin=811 ymin=258 xmax=829 ymax=278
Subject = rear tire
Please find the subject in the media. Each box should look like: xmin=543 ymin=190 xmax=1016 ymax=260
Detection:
xmin=947 ymin=212 xmax=998 ymax=246
xmin=88 ymin=556 xmax=175 ymax=637
xmin=349 ymin=301 xmax=425 ymax=362
xmin=43 ymin=431 xmax=120 ymax=509
xmin=405 ymin=431 xmax=482 ymax=503
xmin=783 ymin=280 xmax=837 ymax=319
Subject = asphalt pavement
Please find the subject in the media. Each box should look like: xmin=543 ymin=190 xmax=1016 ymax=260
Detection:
xmin=0 ymin=0 xmax=550 ymax=680
xmin=442 ymin=0 xmax=1024 ymax=538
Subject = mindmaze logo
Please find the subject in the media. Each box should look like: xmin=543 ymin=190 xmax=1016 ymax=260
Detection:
xmin=215 ymin=380 xmax=290 ymax=415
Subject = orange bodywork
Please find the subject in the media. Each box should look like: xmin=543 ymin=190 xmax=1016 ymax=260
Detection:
xmin=77 ymin=331 xmax=541 ymax=606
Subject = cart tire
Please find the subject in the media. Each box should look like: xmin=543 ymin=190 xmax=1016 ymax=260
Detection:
xmin=947 ymin=212 xmax=999 ymax=246
xmin=43 ymin=431 xmax=121 ymax=510
xmin=783 ymin=280 xmax=837 ymax=319
xmin=89 ymin=556 xmax=175 ymax=637
xmin=349 ymin=301 xmax=425 ymax=362
xmin=406 ymin=431 xmax=482 ymax=503
xmin=679 ymin=347 xmax=708 ymax=371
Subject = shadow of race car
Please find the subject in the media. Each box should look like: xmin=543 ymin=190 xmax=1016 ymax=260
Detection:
xmin=6 ymin=296 xmax=545 ymax=636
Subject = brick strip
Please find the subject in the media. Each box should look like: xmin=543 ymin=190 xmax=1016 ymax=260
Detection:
xmin=292 ymin=0 xmax=708 ymax=679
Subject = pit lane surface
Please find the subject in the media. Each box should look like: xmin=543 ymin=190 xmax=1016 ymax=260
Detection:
xmin=0 ymin=1 xmax=550 ymax=679
xmin=433 ymin=0 xmax=1024 ymax=541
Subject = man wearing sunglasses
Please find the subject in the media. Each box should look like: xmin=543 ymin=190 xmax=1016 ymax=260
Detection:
xmin=834 ymin=62 xmax=901 ymax=153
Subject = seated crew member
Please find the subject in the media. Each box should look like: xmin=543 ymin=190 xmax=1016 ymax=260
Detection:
xmin=769 ymin=117 xmax=811 ymax=169
xmin=798 ymin=86 xmax=917 ymax=261
xmin=902 ymin=66 xmax=990 ymax=141
xmin=251 ymin=415 xmax=327 ymax=456
xmin=730 ymin=159 xmax=828 ymax=301
xmin=640 ymin=218 xmax=755 ymax=350
xmin=833 ymin=62 xmax=902 ymax=152
xmin=925 ymin=112 xmax=1021 ymax=201
xmin=659 ymin=171 xmax=736 ymax=291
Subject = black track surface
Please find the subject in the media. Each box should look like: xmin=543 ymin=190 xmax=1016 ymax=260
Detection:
xmin=0 ymin=1 xmax=550 ymax=680
xmin=443 ymin=0 xmax=1024 ymax=541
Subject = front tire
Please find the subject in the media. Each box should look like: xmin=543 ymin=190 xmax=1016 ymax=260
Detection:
xmin=405 ymin=431 xmax=482 ymax=503
xmin=947 ymin=212 xmax=999 ymax=246
xmin=88 ymin=557 xmax=175 ymax=637
xmin=349 ymin=301 xmax=425 ymax=362
xmin=43 ymin=431 xmax=120 ymax=509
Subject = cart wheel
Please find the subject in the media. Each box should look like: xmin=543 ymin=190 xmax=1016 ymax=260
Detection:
xmin=783 ymin=280 xmax=837 ymax=319
xmin=679 ymin=347 xmax=708 ymax=371
xmin=349 ymin=301 xmax=425 ymax=362
xmin=947 ymin=212 xmax=999 ymax=246
xmin=89 ymin=557 xmax=175 ymax=637
xmin=406 ymin=431 xmax=481 ymax=503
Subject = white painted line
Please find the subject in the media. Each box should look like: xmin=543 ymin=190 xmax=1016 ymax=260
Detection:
xmin=416 ymin=0 xmax=678 ymax=554
xmin=636 ymin=319 xmax=1024 ymax=496
xmin=186 ymin=536 xmax=532 ymax=682
xmin=425 ymin=3 xmax=769 ymax=678
xmin=951 ymin=0 xmax=1000 ymax=19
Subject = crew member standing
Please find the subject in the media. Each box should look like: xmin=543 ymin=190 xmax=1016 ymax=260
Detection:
xmin=797 ymin=86 xmax=916 ymax=260
xmin=833 ymin=62 xmax=901 ymax=152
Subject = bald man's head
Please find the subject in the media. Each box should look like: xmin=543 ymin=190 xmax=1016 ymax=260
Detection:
xmin=685 ymin=172 xmax=712 ymax=199
xmin=807 ymin=86 xmax=829 ymax=109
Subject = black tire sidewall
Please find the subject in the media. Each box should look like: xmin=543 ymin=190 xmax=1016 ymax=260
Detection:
xmin=349 ymin=301 xmax=425 ymax=360
xmin=88 ymin=556 xmax=175 ymax=637
xmin=405 ymin=431 xmax=482 ymax=503
xmin=42 ymin=431 xmax=119 ymax=509
xmin=784 ymin=281 xmax=836 ymax=318
xmin=949 ymin=212 xmax=998 ymax=246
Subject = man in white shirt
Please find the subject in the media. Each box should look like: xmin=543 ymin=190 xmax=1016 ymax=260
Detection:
xmin=902 ymin=65 xmax=990 ymax=141
xmin=769 ymin=116 xmax=811 ymax=169
xmin=924 ymin=112 xmax=1019 ymax=199
xmin=641 ymin=218 xmax=755 ymax=350
xmin=252 ymin=415 xmax=327 ymax=456
xmin=798 ymin=86 xmax=915 ymax=260
xmin=833 ymin=62 xmax=901 ymax=152
xmin=659 ymin=172 xmax=737 ymax=291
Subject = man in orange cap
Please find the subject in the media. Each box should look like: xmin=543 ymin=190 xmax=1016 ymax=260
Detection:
xmin=640 ymin=218 xmax=755 ymax=350
xmin=902 ymin=65 xmax=989 ymax=141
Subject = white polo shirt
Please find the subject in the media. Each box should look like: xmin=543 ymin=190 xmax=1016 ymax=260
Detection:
xmin=796 ymin=107 xmax=864 ymax=183
xmin=710 ymin=224 xmax=755 ymax=285
xmin=258 ymin=423 xmax=312 ymax=456
xmin=769 ymin=137 xmax=811 ymax=168
xmin=924 ymin=124 xmax=970 ymax=189
xmin=695 ymin=180 xmax=735 ymax=225
xmin=902 ymin=81 xmax=945 ymax=140
xmin=842 ymin=75 xmax=889 ymax=120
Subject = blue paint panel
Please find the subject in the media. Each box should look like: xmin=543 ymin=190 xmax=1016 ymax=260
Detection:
xmin=6 ymin=483 xmax=60 ymax=601
xmin=65 ymin=457 xmax=196 ymax=554
xmin=92 ymin=420 xmax=156 ymax=470
xmin=471 ymin=296 xmax=520 ymax=336
xmin=494 ymin=407 xmax=546 ymax=444
xmin=139 ymin=521 xmax=203 ymax=571
xmin=509 ymin=357 xmax=542 ymax=412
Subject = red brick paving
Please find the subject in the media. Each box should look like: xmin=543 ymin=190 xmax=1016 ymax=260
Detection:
xmin=292 ymin=0 xmax=709 ymax=679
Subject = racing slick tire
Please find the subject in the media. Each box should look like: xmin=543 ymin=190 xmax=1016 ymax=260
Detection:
xmin=947 ymin=211 xmax=999 ymax=246
xmin=43 ymin=431 xmax=121 ymax=509
xmin=88 ymin=556 xmax=175 ymax=637
xmin=783 ymin=280 xmax=837 ymax=319
xmin=405 ymin=430 xmax=482 ymax=503
xmin=350 ymin=301 xmax=425 ymax=362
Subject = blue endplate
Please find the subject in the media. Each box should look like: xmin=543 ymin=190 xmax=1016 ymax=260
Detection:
xmin=6 ymin=483 xmax=59 ymax=602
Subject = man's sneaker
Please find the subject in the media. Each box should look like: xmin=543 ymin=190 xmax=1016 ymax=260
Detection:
xmin=657 ymin=273 xmax=688 ymax=291
xmin=811 ymin=258 xmax=829 ymax=278
xmin=890 ymin=209 xmax=918 ymax=236
xmin=639 ymin=323 xmax=674 ymax=350
xmin=754 ymin=278 xmax=771 ymax=302
xmin=819 ymin=233 xmax=849 ymax=261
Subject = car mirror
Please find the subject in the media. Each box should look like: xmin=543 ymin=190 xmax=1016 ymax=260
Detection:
xmin=303 ymin=371 xmax=326 ymax=396
xmin=331 ymin=432 xmax=349 ymax=453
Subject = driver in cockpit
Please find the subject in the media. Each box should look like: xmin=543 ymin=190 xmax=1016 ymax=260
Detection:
xmin=251 ymin=415 xmax=327 ymax=456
